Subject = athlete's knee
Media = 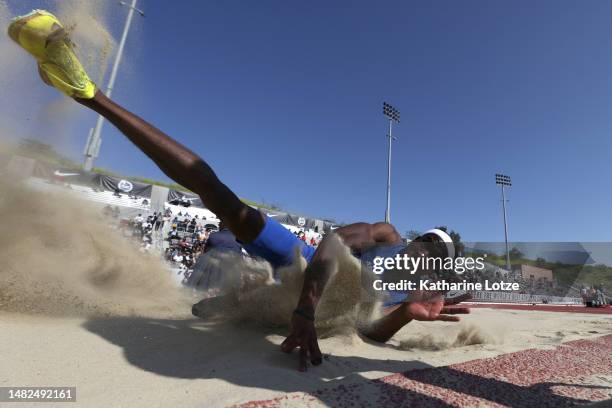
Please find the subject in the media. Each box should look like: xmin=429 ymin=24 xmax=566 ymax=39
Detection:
xmin=332 ymin=223 xmax=373 ymax=251
xmin=371 ymin=222 xmax=402 ymax=244
xmin=335 ymin=223 xmax=371 ymax=240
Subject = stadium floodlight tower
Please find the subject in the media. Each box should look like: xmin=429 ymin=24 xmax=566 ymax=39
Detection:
xmin=495 ymin=173 xmax=512 ymax=273
xmin=383 ymin=102 xmax=400 ymax=223
xmin=83 ymin=0 xmax=144 ymax=171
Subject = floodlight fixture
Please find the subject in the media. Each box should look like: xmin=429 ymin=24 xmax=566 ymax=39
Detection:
xmin=383 ymin=102 xmax=400 ymax=123
xmin=495 ymin=173 xmax=512 ymax=186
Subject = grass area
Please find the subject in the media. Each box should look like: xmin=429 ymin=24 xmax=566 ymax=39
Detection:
xmin=13 ymin=139 xmax=279 ymax=210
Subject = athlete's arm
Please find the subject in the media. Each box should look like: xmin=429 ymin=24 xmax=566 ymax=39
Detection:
xmin=280 ymin=222 xmax=401 ymax=370
xmin=362 ymin=293 xmax=472 ymax=343
xmin=76 ymin=92 xmax=264 ymax=242
xmin=280 ymin=232 xmax=338 ymax=371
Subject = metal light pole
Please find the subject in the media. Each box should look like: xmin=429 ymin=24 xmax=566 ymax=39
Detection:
xmin=495 ymin=173 xmax=512 ymax=272
xmin=383 ymin=102 xmax=400 ymax=223
xmin=83 ymin=0 xmax=144 ymax=171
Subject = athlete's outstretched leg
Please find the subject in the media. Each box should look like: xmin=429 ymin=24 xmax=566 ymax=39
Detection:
xmin=8 ymin=10 xmax=265 ymax=243
xmin=9 ymin=10 xmax=264 ymax=243
xmin=77 ymin=91 xmax=265 ymax=243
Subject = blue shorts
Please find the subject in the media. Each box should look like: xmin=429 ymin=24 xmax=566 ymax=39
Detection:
xmin=360 ymin=243 xmax=411 ymax=308
xmin=243 ymin=216 xmax=316 ymax=268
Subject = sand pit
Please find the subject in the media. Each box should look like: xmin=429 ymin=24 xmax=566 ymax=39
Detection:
xmin=0 ymin=180 xmax=610 ymax=407
xmin=1 ymin=308 xmax=610 ymax=407
xmin=0 ymin=180 xmax=612 ymax=407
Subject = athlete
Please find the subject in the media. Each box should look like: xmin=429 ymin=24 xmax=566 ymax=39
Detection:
xmin=9 ymin=10 xmax=471 ymax=371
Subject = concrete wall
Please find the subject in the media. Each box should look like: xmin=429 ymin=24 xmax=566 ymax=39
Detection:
xmin=150 ymin=185 xmax=169 ymax=213
xmin=516 ymin=264 xmax=554 ymax=282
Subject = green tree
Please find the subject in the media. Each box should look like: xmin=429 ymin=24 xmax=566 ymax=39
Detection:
xmin=509 ymin=247 xmax=523 ymax=260
xmin=405 ymin=230 xmax=421 ymax=241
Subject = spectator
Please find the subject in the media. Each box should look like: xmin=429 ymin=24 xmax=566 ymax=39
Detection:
xmin=153 ymin=212 xmax=163 ymax=231
xmin=168 ymin=224 xmax=179 ymax=240
xmin=180 ymin=237 xmax=190 ymax=250
xmin=162 ymin=211 xmax=171 ymax=228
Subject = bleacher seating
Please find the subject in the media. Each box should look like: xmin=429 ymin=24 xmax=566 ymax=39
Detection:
xmin=164 ymin=203 xmax=219 ymax=223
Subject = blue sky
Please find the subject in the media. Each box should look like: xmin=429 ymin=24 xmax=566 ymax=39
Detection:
xmin=5 ymin=0 xmax=612 ymax=242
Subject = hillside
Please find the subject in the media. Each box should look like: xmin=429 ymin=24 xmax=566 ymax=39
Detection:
xmin=484 ymin=253 xmax=612 ymax=290
xmin=11 ymin=139 xmax=279 ymax=210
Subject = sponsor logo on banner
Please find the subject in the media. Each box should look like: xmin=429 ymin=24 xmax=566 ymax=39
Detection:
xmin=297 ymin=217 xmax=306 ymax=227
xmin=117 ymin=179 xmax=134 ymax=192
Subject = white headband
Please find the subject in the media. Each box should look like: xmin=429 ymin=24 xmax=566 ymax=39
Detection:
xmin=422 ymin=228 xmax=456 ymax=259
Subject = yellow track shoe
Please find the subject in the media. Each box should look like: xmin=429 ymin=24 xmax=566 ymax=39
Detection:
xmin=8 ymin=9 xmax=97 ymax=99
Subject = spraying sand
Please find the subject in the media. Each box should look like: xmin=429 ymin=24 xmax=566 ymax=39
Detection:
xmin=0 ymin=170 xmax=376 ymax=330
xmin=0 ymin=178 xmax=192 ymax=318
xmin=205 ymin=232 xmax=382 ymax=336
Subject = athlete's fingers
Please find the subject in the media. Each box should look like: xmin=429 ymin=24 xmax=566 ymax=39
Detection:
xmin=281 ymin=335 xmax=299 ymax=353
xmin=436 ymin=314 xmax=461 ymax=322
xmin=441 ymin=307 xmax=470 ymax=315
xmin=445 ymin=293 xmax=472 ymax=305
xmin=299 ymin=340 xmax=309 ymax=372
xmin=309 ymin=337 xmax=323 ymax=366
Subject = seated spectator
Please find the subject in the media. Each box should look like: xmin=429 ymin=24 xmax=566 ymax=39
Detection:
xmin=187 ymin=218 xmax=197 ymax=232
xmin=180 ymin=237 xmax=191 ymax=249
xmin=168 ymin=224 xmax=179 ymax=239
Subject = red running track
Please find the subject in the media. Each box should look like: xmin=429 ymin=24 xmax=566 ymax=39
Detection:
xmin=236 ymin=335 xmax=612 ymax=408
xmin=465 ymin=303 xmax=612 ymax=314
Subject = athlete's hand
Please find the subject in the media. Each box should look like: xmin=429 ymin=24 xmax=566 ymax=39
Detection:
xmin=403 ymin=292 xmax=471 ymax=322
xmin=280 ymin=312 xmax=323 ymax=372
